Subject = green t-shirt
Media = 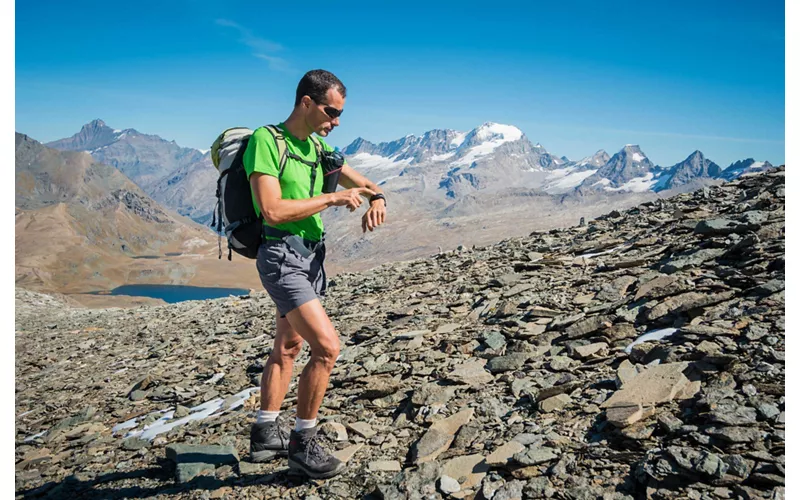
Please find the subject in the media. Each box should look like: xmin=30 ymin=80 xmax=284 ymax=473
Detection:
xmin=242 ymin=123 xmax=333 ymax=242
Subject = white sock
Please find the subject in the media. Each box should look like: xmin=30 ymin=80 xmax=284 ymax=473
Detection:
xmin=256 ymin=410 xmax=280 ymax=424
xmin=295 ymin=417 xmax=317 ymax=431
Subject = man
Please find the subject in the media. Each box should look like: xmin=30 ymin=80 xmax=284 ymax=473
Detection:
xmin=243 ymin=69 xmax=387 ymax=479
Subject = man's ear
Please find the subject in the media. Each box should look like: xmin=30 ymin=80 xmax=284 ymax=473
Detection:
xmin=300 ymin=95 xmax=312 ymax=108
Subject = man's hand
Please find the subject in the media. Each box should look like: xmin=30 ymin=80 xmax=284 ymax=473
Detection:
xmin=329 ymin=187 xmax=375 ymax=212
xmin=362 ymin=198 xmax=386 ymax=233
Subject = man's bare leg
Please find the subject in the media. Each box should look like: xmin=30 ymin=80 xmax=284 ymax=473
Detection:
xmin=284 ymin=299 xmax=340 ymax=420
xmin=260 ymin=308 xmax=304 ymax=411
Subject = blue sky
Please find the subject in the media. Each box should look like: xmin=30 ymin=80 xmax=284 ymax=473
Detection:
xmin=15 ymin=0 xmax=785 ymax=167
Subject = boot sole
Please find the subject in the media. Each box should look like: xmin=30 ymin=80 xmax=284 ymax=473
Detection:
xmin=287 ymin=458 xmax=347 ymax=479
xmin=250 ymin=449 xmax=288 ymax=463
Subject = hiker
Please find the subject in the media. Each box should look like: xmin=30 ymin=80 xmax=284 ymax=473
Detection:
xmin=244 ymin=69 xmax=387 ymax=479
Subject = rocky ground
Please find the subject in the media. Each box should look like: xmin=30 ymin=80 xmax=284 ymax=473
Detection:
xmin=15 ymin=168 xmax=785 ymax=499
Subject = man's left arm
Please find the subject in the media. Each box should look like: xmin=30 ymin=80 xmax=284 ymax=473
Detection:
xmin=338 ymin=164 xmax=386 ymax=232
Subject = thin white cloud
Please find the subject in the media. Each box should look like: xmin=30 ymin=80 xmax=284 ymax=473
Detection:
xmin=215 ymin=19 xmax=292 ymax=72
xmin=254 ymin=54 xmax=293 ymax=73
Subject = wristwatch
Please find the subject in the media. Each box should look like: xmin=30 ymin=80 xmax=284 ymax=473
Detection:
xmin=370 ymin=193 xmax=387 ymax=206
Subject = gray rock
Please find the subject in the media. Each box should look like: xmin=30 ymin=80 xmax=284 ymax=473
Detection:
xmin=165 ymin=444 xmax=238 ymax=465
xmin=704 ymin=426 xmax=765 ymax=443
xmin=487 ymin=353 xmax=529 ymax=373
xmin=438 ymin=474 xmax=461 ymax=494
xmin=708 ymin=404 xmax=759 ymax=426
xmin=513 ymin=446 xmax=558 ymax=466
xmin=661 ymin=248 xmax=725 ymax=273
xmin=483 ymin=331 xmax=508 ymax=351
xmin=412 ymin=382 xmax=459 ymax=406
xmin=493 ymin=479 xmax=525 ymax=500
xmin=524 ymin=477 xmax=555 ymax=498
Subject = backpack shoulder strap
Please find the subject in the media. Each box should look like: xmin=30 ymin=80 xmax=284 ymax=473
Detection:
xmin=308 ymin=135 xmax=323 ymax=163
xmin=263 ymin=124 xmax=290 ymax=179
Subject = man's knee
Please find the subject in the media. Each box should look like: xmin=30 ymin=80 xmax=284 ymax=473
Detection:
xmin=269 ymin=338 xmax=303 ymax=366
xmin=312 ymin=332 xmax=340 ymax=368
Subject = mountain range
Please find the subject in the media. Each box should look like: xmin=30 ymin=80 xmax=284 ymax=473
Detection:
xmin=46 ymin=119 xmax=774 ymax=226
xmin=40 ymin=119 xmax=776 ymax=277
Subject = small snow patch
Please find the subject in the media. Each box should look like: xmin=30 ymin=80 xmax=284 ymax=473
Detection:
xmin=625 ymin=328 xmax=678 ymax=354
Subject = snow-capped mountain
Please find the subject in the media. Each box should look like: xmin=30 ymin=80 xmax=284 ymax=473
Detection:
xmin=580 ymin=145 xmax=660 ymax=191
xmin=344 ymin=125 xmax=777 ymax=200
xmin=719 ymin=159 xmax=775 ymax=181
xmin=344 ymin=122 xmax=567 ymax=196
xmin=541 ymin=150 xmax=610 ymax=194
xmin=656 ymin=150 xmax=722 ymax=191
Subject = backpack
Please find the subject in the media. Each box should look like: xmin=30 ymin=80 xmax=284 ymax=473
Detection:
xmin=209 ymin=125 xmax=323 ymax=260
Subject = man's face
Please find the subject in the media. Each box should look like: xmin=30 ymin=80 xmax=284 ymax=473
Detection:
xmin=303 ymin=88 xmax=345 ymax=137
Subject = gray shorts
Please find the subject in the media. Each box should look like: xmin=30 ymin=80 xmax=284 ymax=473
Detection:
xmin=256 ymin=240 xmax=327 ymax=318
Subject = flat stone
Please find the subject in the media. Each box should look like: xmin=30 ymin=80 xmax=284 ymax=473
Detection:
xmin=483 ymin=331 xmax=507 ymax=350
xmin=332 ymin=443 xmax=364 ymax=463
xmin=322 ymin=421 xmax=348 ymax=442
xmin=601 ymin=362 xmax=691 ymax=409
xmin=412 ymin=409 xmax=474 ymax=464
xmin=368 ymin=460 xmax=402 ymax=472
xmin=447 ymin=360 xmax=494 ymax=387
xmin=359 ymin=376 xmax=403 ymax=399
xmin=486 ymin=440 xmax=526 ymax=466
xmin=347 ymin=422 xmax=376 ymax=439
xmin=604 ymin=323 xmax=638 ymax=341
xmin=661 ymin=248 xmax=725 ymax=273
xmin=518 ymin=323 xmax=547 ymax=337
xmin=657 ymin=412 xmax=683 ymax=434
xmin=573 ymin=342 xmax=608 ymax=359
xmin=121 ymin=437 xmax=150 ymax=450
xmin=487 ymin=353 xmax=529 ymax=373
xmin=165 ymin=444 xmax=239 ymax=466
xmin=619 ymin=421 xmax=655 ymax=440
xmin=694 ymin=219 xmax=739 ymax=236
xmin=634 ymin=275 xmax=683 ymax=301
xmin=616 ymin=359 xmax=641 ymax=388
xmin=548 ymin=356 xmax=575 ymax=371
xmin=432 ymin=408 xmax=475 ymax=435
xmin=435 ymin=323 xmax=461 ymax=334
xmin=513 ymin=446 xmax=558 ymax=466
xmin=526 ymin=306 xmax=561 ymax=318
xmin=538 ymin=394 xmax=572 ymax=413
xmin=565 ymin=315 xmax=614 ymax=339
xmin=646 ymin=291 xmax=735 ymax=320
xmin=439 ymin=474 xmax=461 ymax=494
xmin=704 ymin=426 xmax=765 ymax=443
xmin=536 ymin=381 xmax=581 ymax=402
xmin=412 ymin=382 xmax=459 ymax=406
xmin=606 ymin=404 xmax=644 ymax=427
xmin=708 ymin=403 xmax=758 ymax=426
xmin=441 ymin=453 xmax=490 ymax=489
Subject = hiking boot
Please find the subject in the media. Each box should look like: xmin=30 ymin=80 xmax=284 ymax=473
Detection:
xmin=249 ymin=418 xmax=290 ymax=462
xmin=287 ymin=427 xmax=346 ymax=479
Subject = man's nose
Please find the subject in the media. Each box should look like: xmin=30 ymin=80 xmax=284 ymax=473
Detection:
xmin=331 ymin=116 xmax=340 ymax=127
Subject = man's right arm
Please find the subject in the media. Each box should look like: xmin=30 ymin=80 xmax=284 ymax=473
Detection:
xmin=250 ymin=174 xmax=376 ymax=225
xmin=250 ymin=173 xmax=334 ymax=225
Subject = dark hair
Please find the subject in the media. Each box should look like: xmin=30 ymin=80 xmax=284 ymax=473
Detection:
xmin=295 ymin=69 xmax=346 ymax=107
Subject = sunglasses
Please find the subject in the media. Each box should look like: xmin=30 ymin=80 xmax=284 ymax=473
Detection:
xmin=312 ymin=98 xmax=343 ymax=120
